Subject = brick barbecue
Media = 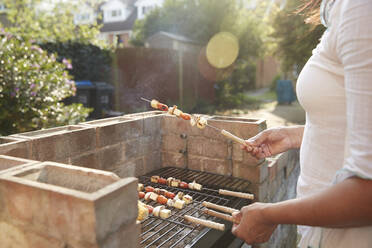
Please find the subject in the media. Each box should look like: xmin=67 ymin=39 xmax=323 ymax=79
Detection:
xmin=0 ymin=111 xmax=299 ymax=248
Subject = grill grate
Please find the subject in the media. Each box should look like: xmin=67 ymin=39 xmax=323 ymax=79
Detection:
xmin=138 ymin=167 xmax=253 ymax=248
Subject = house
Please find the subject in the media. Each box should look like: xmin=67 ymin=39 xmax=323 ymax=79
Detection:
xmin=145 ymin=31 xmax=201 ymax=53
xmin=135 ymin=0 xmax=164 ymax=20
xmin=99 ymin=0 xmax=137 ymax=46
xmin=73 ymin=2 xmax=97 ymax=25
xmin=99 ymin=0 xmax=164 ymax=46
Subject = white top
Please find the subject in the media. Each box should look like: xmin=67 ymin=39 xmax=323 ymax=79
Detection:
xmin=296 ymin=0 xmax=372 ymax=247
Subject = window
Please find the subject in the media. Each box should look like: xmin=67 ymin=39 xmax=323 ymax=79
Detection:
xmin=111 ymin=9 xmax=122 ymax=17
xmin=0 ymin=4 xmax=5 ymax=11
xmin=142 ymin=6 xmax=146 ymax=15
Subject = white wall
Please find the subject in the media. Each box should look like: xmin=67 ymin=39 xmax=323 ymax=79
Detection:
xmin=74 ymin=4 xmax=96 ymax=25
xmin=101 ymin=0 xmax=131 ymax=23
xmin=135 ymin=0 xmax=164 ymax=20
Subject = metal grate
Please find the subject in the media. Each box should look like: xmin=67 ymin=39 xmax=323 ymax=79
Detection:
xmin=138 ymin=167 xmax=253 ymax=248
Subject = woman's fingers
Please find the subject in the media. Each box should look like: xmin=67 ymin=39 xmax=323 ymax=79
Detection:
xmin=231 ymin=211 xmax=242 ymax=235
xmin=261 ymin=144 xmax=271 ymax=157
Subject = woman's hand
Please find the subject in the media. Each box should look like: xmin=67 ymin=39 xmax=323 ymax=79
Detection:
xmin=242 ymin=126 xmax=304 ymax=159
xmin=232 ymin=203 xmax=277 ymax=244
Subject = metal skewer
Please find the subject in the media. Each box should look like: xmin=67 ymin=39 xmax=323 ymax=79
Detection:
xmin=140 ymin=97 xmax=152 ymax=103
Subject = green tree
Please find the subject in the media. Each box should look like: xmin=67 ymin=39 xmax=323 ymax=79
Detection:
xmin=131 ymin=0 xmax=267 ymax=110
xmin=1 ymin=0 xmax=103 ymax=45
xmin=131 ymin=0 xmax=264 ymax=59
xmin=271 ymin=0 xmax=325 ymax=74
xmin=0 ymin=32 xmax=91 ymax=135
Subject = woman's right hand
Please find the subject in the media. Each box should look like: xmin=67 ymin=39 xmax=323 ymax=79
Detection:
xmin=243 ymin=126 xmax=304 ymax=159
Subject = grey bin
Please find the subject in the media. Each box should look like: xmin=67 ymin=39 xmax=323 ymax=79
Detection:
xmin=276 ymin=80 xmax=296 ymax=104
xmin=91 ymin=82 xmax=116 ymax=119
xmin=64 ymin=80 xmax=95 ymax=108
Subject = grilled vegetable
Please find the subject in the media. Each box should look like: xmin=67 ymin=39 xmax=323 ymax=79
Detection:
xmin=183 ymin=195 xmax=193 ymax=204
xmin=145 ymin=205 xmax=154 ymax=214
xmin=137 ymin=201 xmax=149 ymax=221
xmin=158 ymin=177 xmax=167 ymax=185
xmin=138 ymin=192 xmax=145 ymax=199
xmin=144 ymin=192 xmax=152 ymax=201
xmin=157 ymin=195 xmax=168 ymax=205
xmin=165 ymin=191 xmax=175 ymax=199
xmin=151 ymin=100 xmax=168 ymax=111
xmin=160 ymin=209 xmax=171 ymax=219
xmin=151 ymin=175 xmax=160 ymax=183
xmin=137 ymin=183 xmax=144 ymax=192
xmin=149 ymin=192 xmax=159 ymax=202
xmin=174 ymin=199 xmax=186 ymax=209
xmin=179 ymin=182 xmax=188 ymax=189
xmin=145 ymin=186 xmax=154 ymax=192
xmin=153 ymin=206 xmax=165 ymax=217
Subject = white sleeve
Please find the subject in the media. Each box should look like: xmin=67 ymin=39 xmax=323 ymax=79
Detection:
xmin=335 ymin=0 xmax=372 ymax=182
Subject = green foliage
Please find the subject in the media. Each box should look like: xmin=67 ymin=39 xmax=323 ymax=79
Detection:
xmin=0 ymin=32 xmax=91 ymax=135
xmin=271 ymin=0 xmax=325 ymax=73
xmin=131 ymin=0 xmax=265 ymax=60
xmin=270 ymin=74 xmax=282 ymax=91
xmin=1 ymin=0 xmax=103 ymax=45
xmin=40 ymin=42 xmax=113 ymax=82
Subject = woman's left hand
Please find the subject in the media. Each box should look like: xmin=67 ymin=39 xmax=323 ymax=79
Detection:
xmin=232 ymin=202 xmax=277 ymax=244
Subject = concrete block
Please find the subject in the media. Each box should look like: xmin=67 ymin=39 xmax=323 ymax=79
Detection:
xmin=99 ymin=144 xmax=126 ymax=170
xmin=91 ymin=119 xmax=144 ymax=148
xmin=13 ymin=125 xmax=92 ymax=163
xmin=143 ymin=114 xmax=163 ymax=136
xmin=0 ymin=162 xmax=137 ymax=246
xmin=110 ymin=158 xmax=144 ymax=178
xmin=67 ymin=127 xmax=97 ymax=158
xmin=161 ymin=115 xmax=195 ymax=135
xmin=71 ymin=152 xmax=101 ymax=170
xmin=232 ymin=161 xmax=268 ymax=184
xmin=0 ymin=136 xmax=31 ymax=159
xmin=187 ymin=155 xmax=204 ymax=171
xmin=102 ymin=221 xmax=140 ymax=248
xmin=144 ymin=151 xmax=161 ymax=174
xmin=162 ymin=134 xmax=186 ymax=153
xmin=203 ymin=158 xmax=231 ymax=176
xmin=161 ymin=151 xmax=185 ymax=168
xmin=207 ymin=116 xmax=266 ymax=139
xmin=0 ymin=155 xmax=38 ymax=175
xmin=187 ymin=136 xmax=228 ymax=159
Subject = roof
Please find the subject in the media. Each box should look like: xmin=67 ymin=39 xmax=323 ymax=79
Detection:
xmin=100 ymin=9 xmax=137 ymax=33
xmin=147 ymin=31 xmax=200 ymax=45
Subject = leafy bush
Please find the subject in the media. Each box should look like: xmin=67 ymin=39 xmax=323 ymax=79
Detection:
xmin=0 ymin=32 xmax=91 ymax=135
xmin=40 ymin=42 xmax=113 ymax=83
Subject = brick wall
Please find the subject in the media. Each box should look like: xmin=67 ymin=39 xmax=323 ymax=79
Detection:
xmin=0 ymin=111 xmax=300 ymax=248
xmin=0 ymin=162 xmax=139 ymax=248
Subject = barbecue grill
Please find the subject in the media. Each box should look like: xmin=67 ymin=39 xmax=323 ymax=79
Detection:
xmin=138 ymin=167 xmax=253 ymax=248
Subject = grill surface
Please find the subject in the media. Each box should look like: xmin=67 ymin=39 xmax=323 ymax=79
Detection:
xmin=138 ymin=167 xmax=253 ymax=248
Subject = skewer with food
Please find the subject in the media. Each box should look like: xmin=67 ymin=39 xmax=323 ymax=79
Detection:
xmin=151 ymin=175 xmax=203 ymax=191
xmin=141 ymin=97 xmax=169 ymax=111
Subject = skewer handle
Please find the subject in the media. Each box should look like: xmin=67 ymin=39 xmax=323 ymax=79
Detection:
xmin=219 ymin=189 xmax=255 ymax=200
xmin=202 ymin=201 xmax=239 ymax=214
xmin=184 ymin=215 xmax=225 ymax=231
xmin=221 ymin=130 xmax=246 ymax=146
xmin=203 ymin=209 xmax=239 ymax=224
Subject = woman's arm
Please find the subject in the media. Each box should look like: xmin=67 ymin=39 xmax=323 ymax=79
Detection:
xmin=266 ymin=177 xmax=372 ymax=228
xmin=232 ymin=177 xmax=372 ymax=244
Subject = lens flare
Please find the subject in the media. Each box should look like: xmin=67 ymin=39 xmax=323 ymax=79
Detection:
xmin=198 ymin=47 xmax=234 ymax=82
xmin=206 ymin=32 xmax=239 ymax=69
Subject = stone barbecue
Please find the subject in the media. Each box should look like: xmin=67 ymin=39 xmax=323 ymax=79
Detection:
xmin=0 ymin=111 xmax=299 ymax=248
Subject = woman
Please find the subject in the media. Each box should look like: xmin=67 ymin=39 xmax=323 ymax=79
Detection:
xmin=232 ymin=0 xmax=372 ymax=247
